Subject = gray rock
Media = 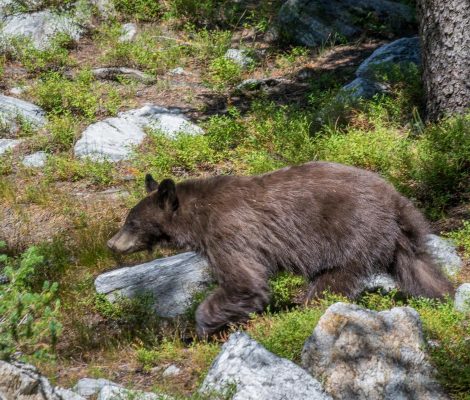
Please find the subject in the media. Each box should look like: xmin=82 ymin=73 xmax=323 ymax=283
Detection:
xmin=0 ymin=0 xmax=46 ymax=17
xmin=0 ymin=273 xmax=9 ymax=284
xmin=91 ymin=67 xmax=155 ymax=84
xmin=0 ymin=94 xmax=46 ymax=134
xmin=356 ymin=37 xmax=421 ymax=80
xmin=454 ymin=283 xmax=470 ymax=313
xmin=22 ymin=151 xmax=47 ymax=168
xmin=73 ymin=378 xmax=121 ymax=398
xmin=426 ymin=234 xmax=462 ymax=277
xmin=201 ymin=332 xmax=331 ymax=400
xmin=9 ymin=86 xmax=27 ymax=95
xmin=162 ymin=365 xmax=181 ymax=378
xmin=55 ymin=388 xmax=86 ymax=400
xmin=278 ymin=0 xmax=414 ymax=48
xmin=224 ymin=49 xmax=254 ymax=68
xmin=168 ymin=67 xmax=186 ymax=76
xmin=91 ymin=0 xmax=116 ymax=18
xmin=119 ymin=22 xmax=137 ymax=42
xmin=337 ymin=77 xmax=388 ymax=100
xmin=360 ymin=272 xmax=397 ymax=294
xmin=0 ymin=360 xmax=86 ymax=400
xmin=94 ymin=252 xmax=213 ymax=318
xmin=301 ymin=302 xmax=449 ymax=400
xmin=336 ymin=37 xmax=420 ymax=101
xmin=0 ymin=138 xmax=21 ymax=155
xmin=74 ymin=104 xmax=203 ymax=162
xmin=234 ymin=77 xmax=288 ymax=93
xmin=0 ymin=10 xmax=83 ymax=50
xmin=97 ymin=385 xmax=172 ymax=400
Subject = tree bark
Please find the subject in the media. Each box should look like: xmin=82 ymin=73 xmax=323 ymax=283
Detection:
xmin=416 ymin=0 xmax=470 ymax=121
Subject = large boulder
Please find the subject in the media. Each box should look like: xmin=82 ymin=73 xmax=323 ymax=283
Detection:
xmin=301 ymin=302 xmax=449 ymax=399
xmin=0 ymin=360 xmax=85 ymax=400
xmin=356 ymin=36 xmax=421 ymax=80
xmin=0 ymin=95 xmax=46 ymax=135
xmin=337 ymin=37 xmax=421 ymax=101
xmin=0 ymin=10 xmax=83 ymax=50
xmin=278 ymin=0 xmax=414 ymax=48
xmin=74 ymin=105 xmax=203 ymax=162
xmin=94 ymin=252 xmax=213 ymax=318
xmin=201 ymin=331 xmax=331 ymax=400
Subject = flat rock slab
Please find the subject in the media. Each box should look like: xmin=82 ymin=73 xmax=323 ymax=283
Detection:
xmin=278 ymin=0 xmax=414 ymax=48
xmin=91 ymin=67 xmax=155 ymax=84
xmin=0 ymin=138 xmax=21 ymax=155
xmin=0 ymin=10 xmax=83 ymax=50
xmin=201 ymin=331 xmax=331 ymax=400
xmin=74 ymin=105 xmax=203 ymax=162
xmin=0 ymin=360 xmax=85 ymax=400
xmin=301 ymin=302 xmax=449 ymax=400
xmin=94 ymin=252 xmax=213 ymax=318
xmin=0 ymin=94 xmax=46 ymax=134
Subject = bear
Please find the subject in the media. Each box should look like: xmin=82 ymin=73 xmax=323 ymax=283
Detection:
xmin=107 ymin=161 xmax=454 ymax=337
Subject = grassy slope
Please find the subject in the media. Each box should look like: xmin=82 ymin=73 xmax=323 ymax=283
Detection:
xmin=0 ymin=0 xmax=469 ymax=398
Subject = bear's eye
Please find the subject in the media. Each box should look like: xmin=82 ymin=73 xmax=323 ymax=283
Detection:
xmin=127 ymin=220 xmax=140 ymax=230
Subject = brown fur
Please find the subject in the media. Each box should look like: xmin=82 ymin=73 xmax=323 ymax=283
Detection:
xmin=108 ymin=162 xmax=454 ymax=337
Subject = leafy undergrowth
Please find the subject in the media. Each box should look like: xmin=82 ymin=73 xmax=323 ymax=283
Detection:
xmin=0 ymin=0 xmax=469 ymax=399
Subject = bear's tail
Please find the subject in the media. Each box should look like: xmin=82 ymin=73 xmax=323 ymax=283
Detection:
xmin=389 ymin=197 xmax=454 ymax=299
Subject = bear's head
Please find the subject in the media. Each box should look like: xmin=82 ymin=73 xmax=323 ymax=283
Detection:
xmin=107 ymin=174 xmax=179 ymax=254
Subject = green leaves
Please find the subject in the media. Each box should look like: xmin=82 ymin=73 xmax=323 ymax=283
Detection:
xmin=0 ymin=246 xmax=62 ymax=361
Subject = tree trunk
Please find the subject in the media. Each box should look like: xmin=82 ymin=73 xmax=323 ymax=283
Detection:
xmin=416 ymin=0 xmax=470 ymax=121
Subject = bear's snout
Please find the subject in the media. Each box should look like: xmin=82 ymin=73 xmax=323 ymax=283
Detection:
xmin=107 ymin=229 xmax=141 ymax=254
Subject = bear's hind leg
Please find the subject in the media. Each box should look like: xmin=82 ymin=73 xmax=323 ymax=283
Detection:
xmin=304 ymin=267 xmax=364 ymax=303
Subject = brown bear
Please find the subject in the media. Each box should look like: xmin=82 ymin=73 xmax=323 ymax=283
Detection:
xmin=107 ymin=161 xmax=454 ymax=337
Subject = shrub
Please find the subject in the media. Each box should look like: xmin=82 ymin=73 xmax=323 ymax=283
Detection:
xmin=133 ymin=131 xmax=220 ymax=178
xmin=409 ymin=113 xmax=470 ymax=214
xmin=44 ymin=112 xmax=79 ymax=151
xmin=206 ymin=56 xmax=243 ymax=90
xmin=113 ymin=0 xmax=161 ymax=21
xmin=95 ymin=292 xmax=158 ymax=332
xmin=446 ymin=221 xmax=470 ymax=258
xmin=0 ymin=243 xmax=62 ymax=360
xmin=6 ymin=33 xmax=73 ymax=73
xmin=33 ymin=70 xmax=122 ymax=120
xmin=44 ymin=155 xmax=115 ymax=186
xmin=269 ymin=273 xmax=307 ymax=310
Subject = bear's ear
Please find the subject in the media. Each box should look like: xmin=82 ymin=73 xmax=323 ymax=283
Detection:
xmin=145 ymin=174 xmax=159 ymax=193
xmin=156 ymin=179 xmax=179 ymax=211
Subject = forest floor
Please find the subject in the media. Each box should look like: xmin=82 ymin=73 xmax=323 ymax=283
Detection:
xmin=1 ymin=2 xmax=469 ymax=399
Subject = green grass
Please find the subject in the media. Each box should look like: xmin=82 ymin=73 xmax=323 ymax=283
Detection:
xmin=5 ymin=33 xmax=74 ymax=73
xmin=32 ymin=70 xmax=122 ymax=121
